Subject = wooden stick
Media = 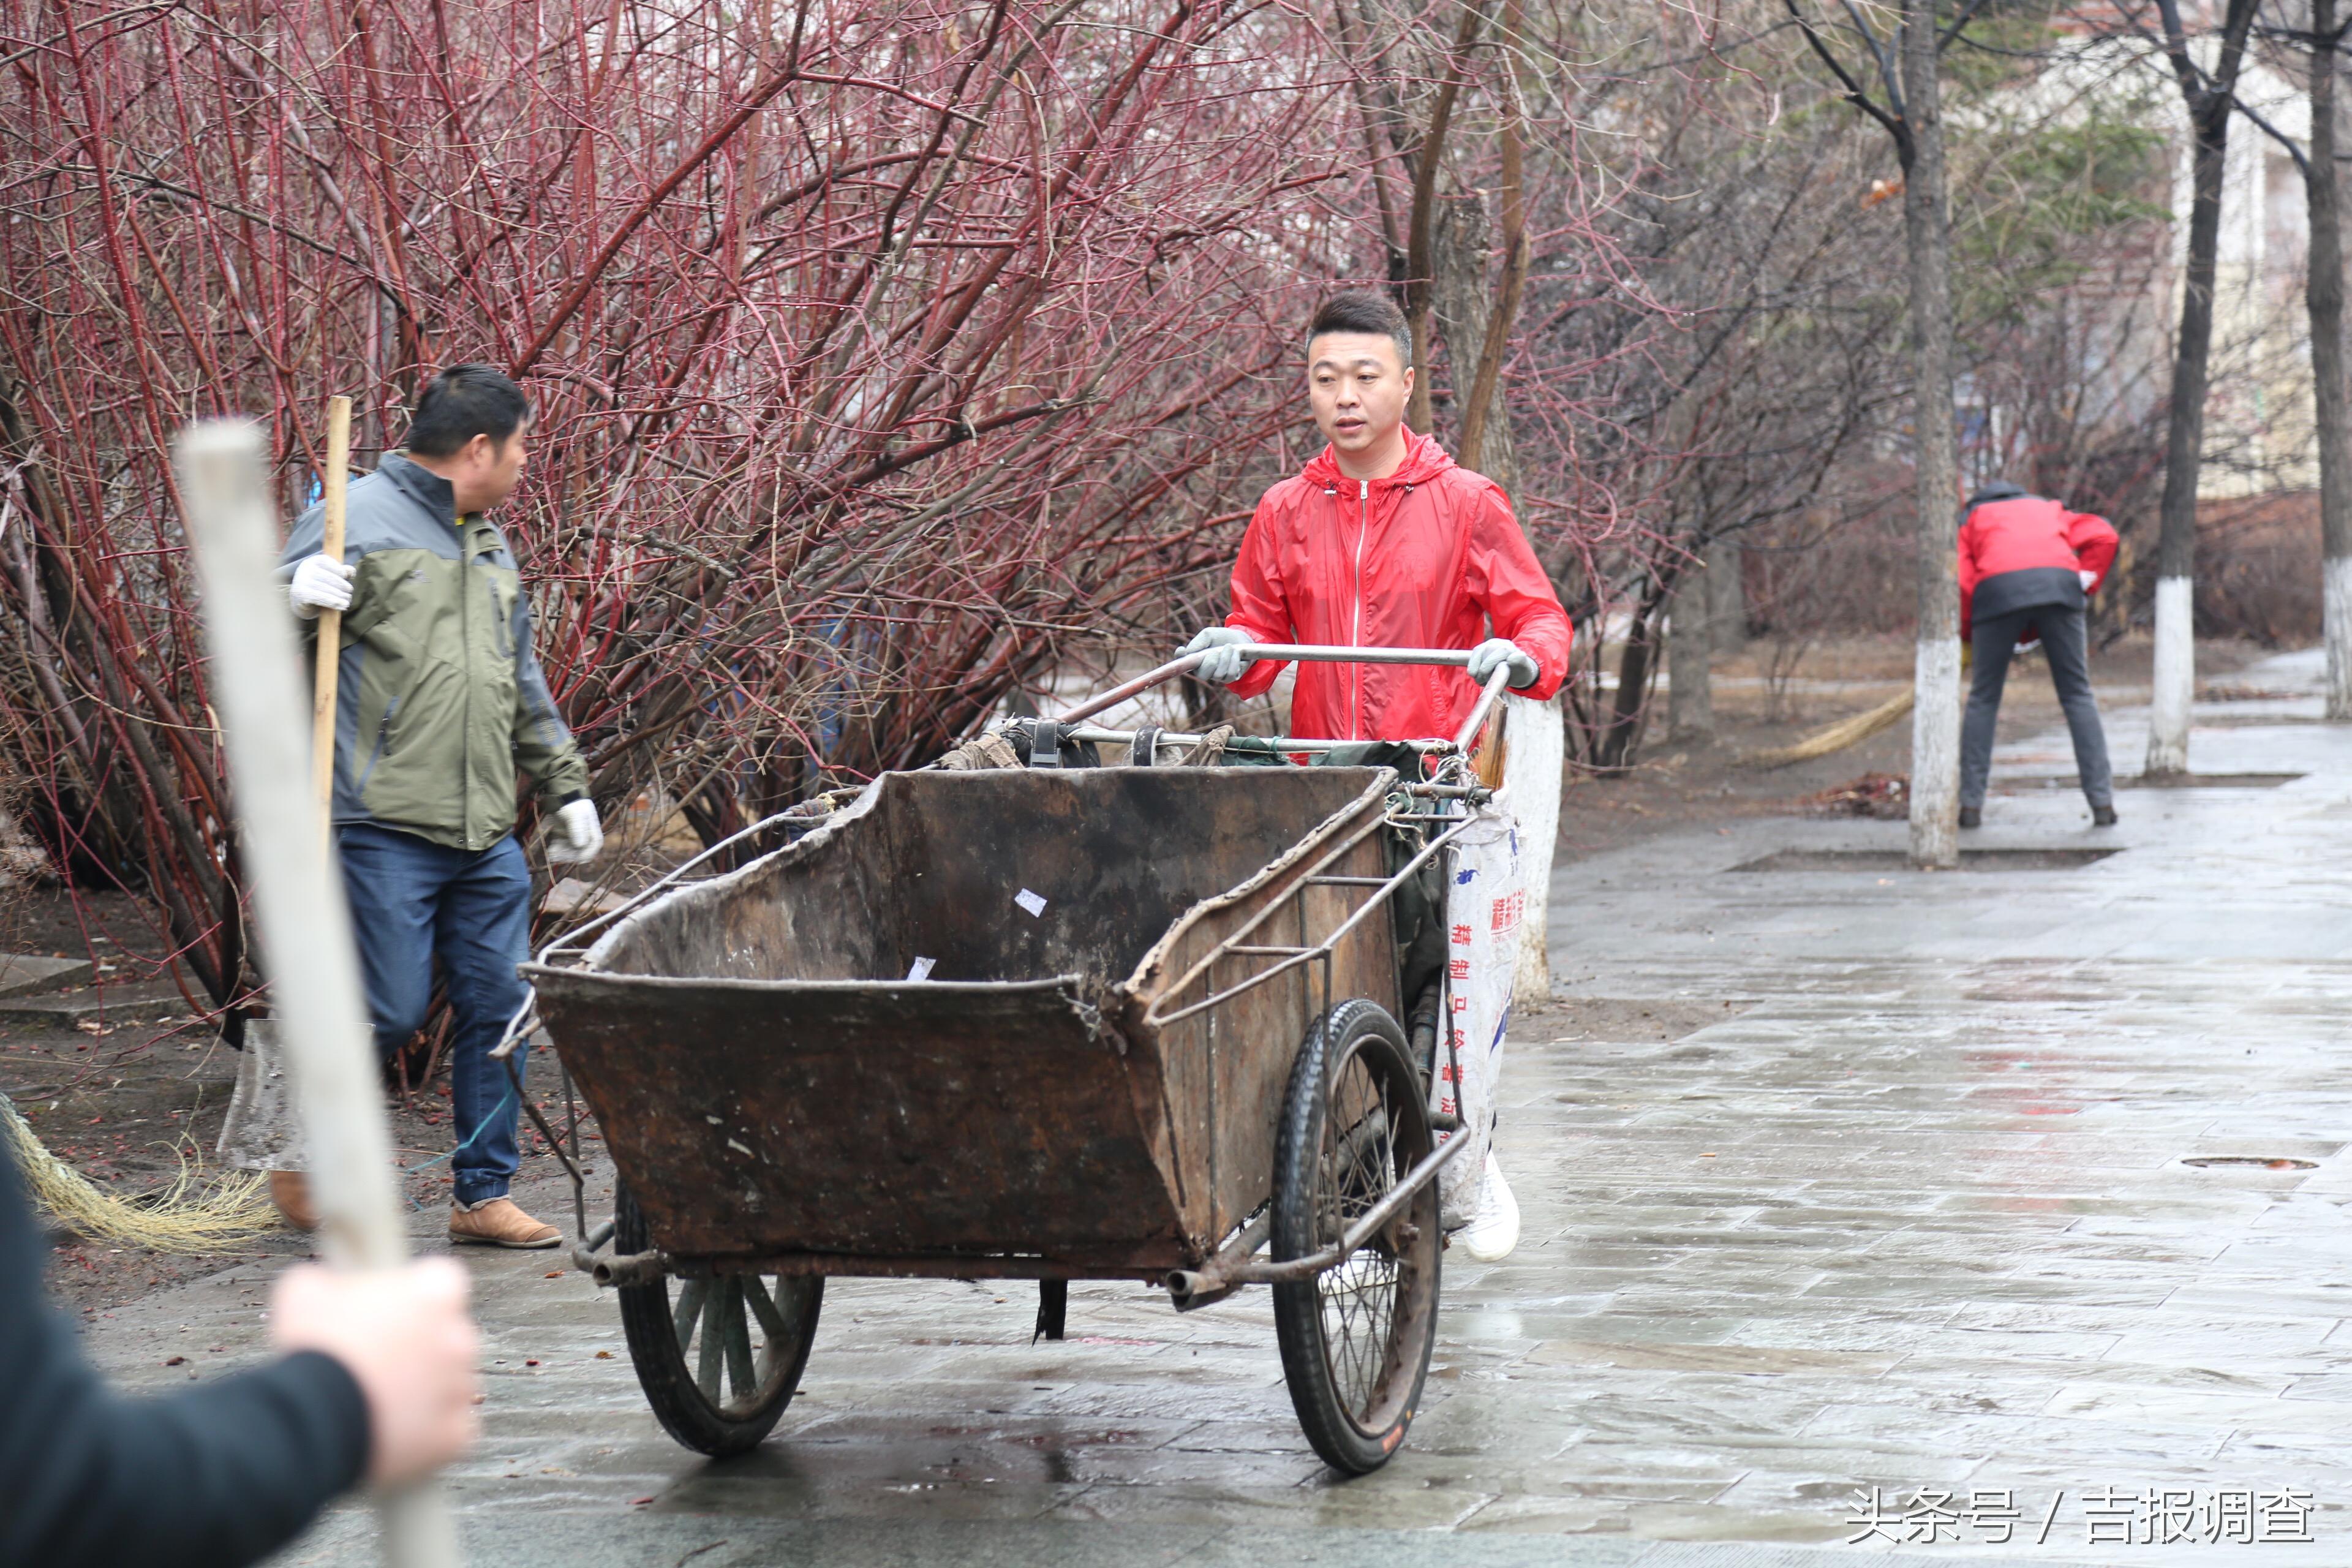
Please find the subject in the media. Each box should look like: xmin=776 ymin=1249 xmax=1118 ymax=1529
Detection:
xmin=174 ymin=419 xmax=461 ymax=1568
xmin=312 ymin=396 xmax=352 ymax=858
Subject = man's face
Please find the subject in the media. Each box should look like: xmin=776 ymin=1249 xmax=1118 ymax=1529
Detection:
xmin=457 ymin=423 xmax=530 ymax=513
xmin=1308 ymin=331 xmax=1412 ymax=459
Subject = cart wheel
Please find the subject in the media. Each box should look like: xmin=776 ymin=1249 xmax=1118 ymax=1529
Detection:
xmin=1271 ymin=1000 xmax=1442 ymax=1475
xmin=612 ymin=1183 xmax=823 ymax=1456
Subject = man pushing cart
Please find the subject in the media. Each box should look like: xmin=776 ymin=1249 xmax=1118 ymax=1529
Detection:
xmin=518 ymin=289 xmax=1572 ymax=1478
xmin=1180 ymin=288 xmax=1572 ymax=1261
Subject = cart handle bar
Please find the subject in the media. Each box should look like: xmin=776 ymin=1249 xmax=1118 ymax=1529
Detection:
xmin=1054 ymin=644 xmax=1512 ymax=753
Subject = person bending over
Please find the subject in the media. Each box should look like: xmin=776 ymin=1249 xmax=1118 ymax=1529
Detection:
xmin=1956 ymin=480 xmax=2119 ymax=829
xmin=1178 ymin=288 xmax=1572 ymax=1262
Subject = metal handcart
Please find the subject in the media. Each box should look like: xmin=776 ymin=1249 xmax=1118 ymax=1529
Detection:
xmin=506 ymin=645 xmax=1513 ymax=1474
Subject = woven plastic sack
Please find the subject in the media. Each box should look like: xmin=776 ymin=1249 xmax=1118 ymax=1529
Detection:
xmin=1432 ymin=804 xmax=1521 ymax=1226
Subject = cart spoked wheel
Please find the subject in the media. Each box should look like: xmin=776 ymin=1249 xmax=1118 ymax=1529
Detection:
xmin=612 ymin=1183 xmax=824 ymax=1456
xmin=1271 ymin=999 xmax=1442 ymax=1474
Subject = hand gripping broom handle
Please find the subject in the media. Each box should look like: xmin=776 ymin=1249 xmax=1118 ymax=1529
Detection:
xmin=312 ymin=396 xmax=351 ymax=858
xmin=175 ymin=420 xmax=461 ymax=1568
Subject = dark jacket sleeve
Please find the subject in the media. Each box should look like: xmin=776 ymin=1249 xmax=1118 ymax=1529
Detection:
xmin=0 ymin=1141 xmax=372 ymax=1567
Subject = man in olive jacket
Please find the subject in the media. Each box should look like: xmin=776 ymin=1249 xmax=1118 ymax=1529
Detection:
xmin=279 ymin=364 xmax=599 ymax=1246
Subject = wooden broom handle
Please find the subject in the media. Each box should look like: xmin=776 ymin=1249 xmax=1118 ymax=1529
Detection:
xmin=312 ymin=396 xmax=351 ymax=858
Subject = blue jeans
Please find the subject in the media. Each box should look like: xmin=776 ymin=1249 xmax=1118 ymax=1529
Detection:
xmin=338 ymin=824 xmax=532 ymax=1207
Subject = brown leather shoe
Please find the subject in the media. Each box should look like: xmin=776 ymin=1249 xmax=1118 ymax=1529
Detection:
xmin=448 ymin=1196 xmax=561 ymax=1249
xmin=270 ymin=1170 xmax=317 ymax=1233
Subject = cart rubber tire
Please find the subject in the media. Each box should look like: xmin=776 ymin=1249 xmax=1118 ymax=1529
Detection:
xmin=613 ymin=1183 xmax=823 ymax=1456
xmin=1271 ymin=999 xmax=1442 ymax=1475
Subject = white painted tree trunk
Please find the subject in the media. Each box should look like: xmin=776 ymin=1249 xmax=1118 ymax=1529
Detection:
xmin=1501 ymin=691 xmax=1562 ymax=1010
xmin=1898 ymin=0 xmax=1962 ymax=870
xmin=1909 ymin=635 xmax=1961 ymax=867
xmin=2147 ymin=576 xmax=2194 ymax=773
xmin=2306 ymin=0 xmax=2351 ymax=723
xmin=2328 ymin=558 xmax=2352 ymax=720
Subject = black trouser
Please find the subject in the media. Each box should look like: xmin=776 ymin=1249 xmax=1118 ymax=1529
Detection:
xmin=1961 ymin=603 xmax=2112 ymax=809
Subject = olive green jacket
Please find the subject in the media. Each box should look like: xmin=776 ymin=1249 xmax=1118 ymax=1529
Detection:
xmin=279 ymin=453 xmax=589 ymax=852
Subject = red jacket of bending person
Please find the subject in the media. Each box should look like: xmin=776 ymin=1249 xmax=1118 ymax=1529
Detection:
xmin=1222 ymin=431 xmax=1574 ymax=742
xmin=1958 ymin=482 xmax=2119 ymax=643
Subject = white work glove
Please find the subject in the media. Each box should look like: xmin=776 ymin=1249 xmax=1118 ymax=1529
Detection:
xmin=544 ymin=798 xmax=604 ymax=864
xmin=2078 ymin=569 xmax=2098 ymax=593
xmin=289 ymin=554 xmax=355 ymax=619
xmin=1466 ymin=636 xmax=1540 ymax=691
xmin=1181 ymin=626 xmax=1256 ymax=686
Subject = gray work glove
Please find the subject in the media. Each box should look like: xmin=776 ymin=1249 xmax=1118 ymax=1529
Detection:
xmin=1180 ymin=626 xmax=1256 ymax=686
xmin=1466 ymin=637 xmax=1540 ymax=691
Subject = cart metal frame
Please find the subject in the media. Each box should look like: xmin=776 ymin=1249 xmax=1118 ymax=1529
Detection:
xmin=494 ymin=645 xmax=1520 ymax=1469
xmin=494 ymin=644 xmax=1512 ymax=1280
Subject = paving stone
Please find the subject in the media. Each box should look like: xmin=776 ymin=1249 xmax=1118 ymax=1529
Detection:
xmin=0 ymin=978 xmax=192 ymax=1028
xmin=0 ymin=952 xmax=93 ymax=997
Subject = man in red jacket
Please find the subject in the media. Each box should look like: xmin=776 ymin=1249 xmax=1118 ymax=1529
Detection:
xmin=1958 ymin=481 xmax=2121 ymax=827
xmin=1179 ymin=288 xmax=1572 ymax=1263
xmin=1180 ymin=289 xmax=1573 ymax=741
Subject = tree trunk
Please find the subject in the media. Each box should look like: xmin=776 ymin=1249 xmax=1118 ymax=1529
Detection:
xmin=1429 ymin=119 xmax=1555 ymax=1010
xmin=1899 ymin=0 xmax=1963 ymax=869
xmin=1435 ymin=203 xmax=1558 ymax=1008
xmin=1400 ymin=1 xmax=1484 ymax=435
xmin=1708 ymin=539 xmax=1748 ymax=656
xmin=2310 ymin=0 xmax=2352 ymax=720
xmin=1668 ymin=564 xmax=1716 ymax=742
xmin=1431 ymin=195 xmax=1521 ymax=488
xmin=2149 ymin=110 xmax=2233 ymax=771
xmin=1596 ymin=600 xmax=1662 ymax=771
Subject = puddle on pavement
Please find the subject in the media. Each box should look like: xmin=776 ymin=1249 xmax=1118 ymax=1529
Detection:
xmin=1730 ymin=848 xmax=2121 ymax=873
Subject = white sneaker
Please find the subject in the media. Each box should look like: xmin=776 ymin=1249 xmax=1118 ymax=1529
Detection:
xmin=1460 ymin=1152 xmax=1520 ymax=1262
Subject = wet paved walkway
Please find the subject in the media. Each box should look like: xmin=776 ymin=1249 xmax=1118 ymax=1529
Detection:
xmin=81 ymin=650 xmax=2352 ymax=1566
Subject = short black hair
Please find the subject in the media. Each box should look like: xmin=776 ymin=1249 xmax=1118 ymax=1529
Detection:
xmin=1308 ymin=289 xmax=1412 ymax=371
xmin=406 ymin=364 xmax=530 ymax=458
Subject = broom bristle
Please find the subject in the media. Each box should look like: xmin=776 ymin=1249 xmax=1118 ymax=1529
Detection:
xmin=1743 ymin=686 xmax=1917 ymax=769
xmin=1 ymin=1090 xmax=279 ymax=1252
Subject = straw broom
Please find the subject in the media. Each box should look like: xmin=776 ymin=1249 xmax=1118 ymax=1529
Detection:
xmin=1 ymin=1089 xmax=276 ymax=1251
xmin=1741 ymin=685 xmax=1917 ymax=769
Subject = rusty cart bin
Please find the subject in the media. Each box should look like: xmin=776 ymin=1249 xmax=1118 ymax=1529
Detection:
xmin=519 ymin=646 xmax=1512 ymax=1474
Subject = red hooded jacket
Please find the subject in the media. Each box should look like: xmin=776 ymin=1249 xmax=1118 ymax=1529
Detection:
xmin=1220 ymin=432 xmax=1574 ymax=742
xmin=1958 ymin=494 xmax=2119 ymax=641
